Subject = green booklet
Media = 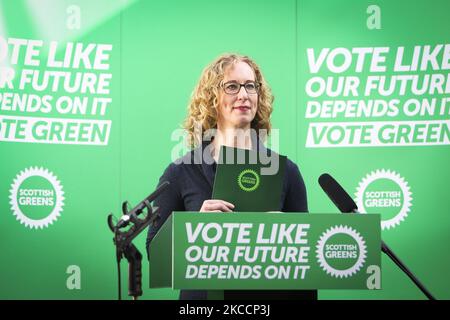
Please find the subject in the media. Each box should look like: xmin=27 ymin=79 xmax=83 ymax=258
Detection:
xmin=212 ymin=146 xmax=287 ymax=212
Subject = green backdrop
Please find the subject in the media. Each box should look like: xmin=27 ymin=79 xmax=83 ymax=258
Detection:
xmin=0 ymin=0 xmax=448 ymax=300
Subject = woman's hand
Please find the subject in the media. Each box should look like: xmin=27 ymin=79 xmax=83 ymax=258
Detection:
xmin=200 ymin=199 xmax=235 ymax=212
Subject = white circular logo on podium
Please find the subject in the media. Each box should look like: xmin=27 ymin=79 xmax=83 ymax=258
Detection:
xmin=316 ymin=225 xmax=367 ymax=278
xmin=9 ymin=167 xmax=65 ymax=229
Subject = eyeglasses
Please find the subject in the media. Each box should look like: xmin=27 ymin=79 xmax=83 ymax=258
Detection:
xmin=221 ymin=81 xmax=261 ymax=95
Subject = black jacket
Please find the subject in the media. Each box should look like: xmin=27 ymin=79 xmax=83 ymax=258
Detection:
xmin=146 ymin=140 xmax=317 ymax=300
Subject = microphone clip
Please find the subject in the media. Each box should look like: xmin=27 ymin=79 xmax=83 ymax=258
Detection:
xmin=107 ymin=201 xmax=160 ymax=254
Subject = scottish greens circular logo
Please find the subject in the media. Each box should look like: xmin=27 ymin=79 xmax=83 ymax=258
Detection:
xmin=9 ymin=167 xmax=65 ymax=229
xmin=237 ymin=169 xmax=260 ymax=192
xmin=316 ymin=225 xmax=367 ymax=278
xmin=355 ymin=169 xmax=412 ymax=230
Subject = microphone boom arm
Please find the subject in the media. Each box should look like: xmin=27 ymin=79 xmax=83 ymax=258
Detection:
xmin=319 ymin=174 xmax=436 ymax=300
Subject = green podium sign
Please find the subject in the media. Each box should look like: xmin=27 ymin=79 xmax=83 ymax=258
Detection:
xmin=149 ymin=212 xmax=381 ymax=291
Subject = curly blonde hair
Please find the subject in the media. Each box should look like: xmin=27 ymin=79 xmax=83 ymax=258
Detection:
xmin=183 ymin=53 xmax=274 ymax=148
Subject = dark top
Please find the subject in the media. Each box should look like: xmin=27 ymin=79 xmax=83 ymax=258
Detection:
xmin=146 ymin=140 xmax=317 ymax=300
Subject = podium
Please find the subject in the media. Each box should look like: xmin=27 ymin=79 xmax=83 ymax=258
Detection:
xmin=149 ymin=212 xmax=381 ymax=299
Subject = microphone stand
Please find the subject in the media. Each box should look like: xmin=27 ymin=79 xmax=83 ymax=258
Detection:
xmin=108 ymin=203 xmax=161 ymax=300
xmin=319 ymin=174 xmax=436 ymax=300
xmin=107 ymin=182 xmax=169 ymax=300
xmin=349 ymin=209 xmax=436 ymax=300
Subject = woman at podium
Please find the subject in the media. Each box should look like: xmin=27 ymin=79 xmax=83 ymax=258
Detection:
xmin=146 ymin=53 xmax=316 ymax=300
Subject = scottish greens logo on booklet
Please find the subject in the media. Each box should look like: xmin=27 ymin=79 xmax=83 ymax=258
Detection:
xmin=237 ymin=169 xmax=260 ymax=192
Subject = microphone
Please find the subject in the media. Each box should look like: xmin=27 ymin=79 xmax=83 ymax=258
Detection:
xmin=116 ymin=181 xmax=170 ymax=229
xmin=318 ymin=173 xmax=357 ymax=213
xmin=318 ymin=173 xmax=436 ymax=300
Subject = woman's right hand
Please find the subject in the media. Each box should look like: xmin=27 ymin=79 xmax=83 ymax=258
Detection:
xmin=200 ymin=199 xmax=235 ymax=213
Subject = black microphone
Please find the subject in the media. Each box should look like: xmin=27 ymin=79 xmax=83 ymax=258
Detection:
xmin=318 ymin=173 xmax=357 ymax=213
xmin=318 ymin=173 xmax=436 ymax=300
xmin=116 ymin=181 xmax=170 ymax=229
